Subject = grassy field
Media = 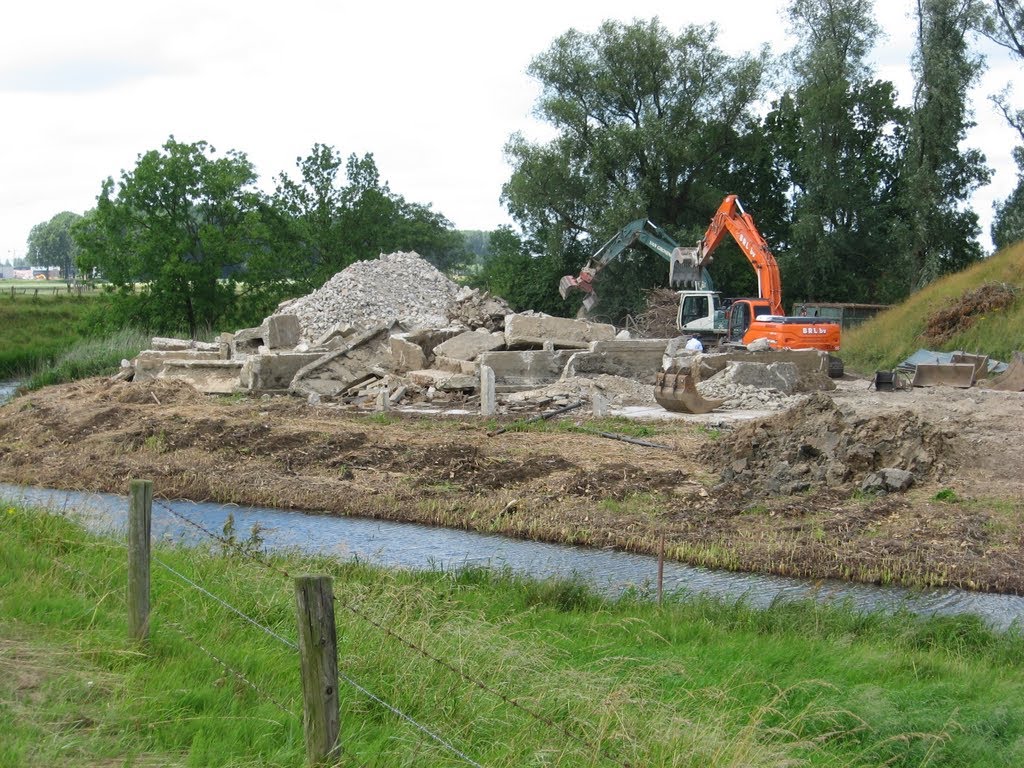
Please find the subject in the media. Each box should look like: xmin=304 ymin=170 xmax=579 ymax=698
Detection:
xmin=1 ymin=504 xmax=1022 ymax=767
xmin=842 ymin=241 xmax=1024 ymax=374
xmin=0 ymin=294 xmax=96 ymax=377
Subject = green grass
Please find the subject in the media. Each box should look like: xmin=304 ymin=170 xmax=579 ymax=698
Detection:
xmin=2 ymin=504 xmax=1023 ymax=767
xmin=0 ymin=294 xmax=96 ymax=377
xmin=21 ymin=327 xmax=150 ymax=391
xmin=842 ymin=241 xmax=1024 ymax=374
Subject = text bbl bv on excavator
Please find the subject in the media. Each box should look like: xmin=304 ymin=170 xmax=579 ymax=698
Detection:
xmin=560 ymin=195 xmax=842 ymax=413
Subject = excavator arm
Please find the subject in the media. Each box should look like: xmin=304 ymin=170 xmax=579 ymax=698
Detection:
xmin=672 ymin=195 xmax=784 ymax=315
xmin=559 ymin=219 xmax=711 ymax=311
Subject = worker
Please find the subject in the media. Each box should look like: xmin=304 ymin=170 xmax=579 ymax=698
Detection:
xmin=684 ymin=334 xmax=703 ymax=352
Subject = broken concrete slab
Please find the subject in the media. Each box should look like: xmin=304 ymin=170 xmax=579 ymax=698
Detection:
xmin=433 ymin=356 xmax=477 ymax=375
xmin=150 ymin=337 xmax=220 ymax=353
xmin=504 ymin=312 xmax=616 ymax=349
xmin=265 ymin=314 xmax=301 ymax=349
xmin=133 ymin=359 xmax=244 ymax=394
xmin=563 ymin=339 xmax=670 ymax=382
xmin=232 ymin=325 xmax=265 ymax=357
xmin=433 ymin=330 xmax=505 ymax=362
xmin=389 ymin=334 xmax=428 ymax=373
xmin=478 ymin=350 xmax=577 ymax=389
xmin=407 ymin=369 xmax=478 ymax=391
xmin=721 ymin=361 xmax=800 ymax=394
xmin=290 ymin=325 xmax=394 ymax=399
xmin=239 ymin=351 xmax=324 ymax=392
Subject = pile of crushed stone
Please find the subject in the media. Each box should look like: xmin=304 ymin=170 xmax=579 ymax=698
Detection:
xmin=702 ymin=393 xmax=951 ymax=496
xmin=274 ymin=251 xmax=510 ymax=341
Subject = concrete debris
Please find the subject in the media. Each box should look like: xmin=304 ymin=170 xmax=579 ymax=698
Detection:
xmin=706 ymin=393 xmax=948 ymax=496
xmin=860 ymin=468 xmax=915 ymax=494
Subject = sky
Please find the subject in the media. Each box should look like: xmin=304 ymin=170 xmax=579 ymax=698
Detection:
xmin=1 ymin=0 xmax=1020 ymax=264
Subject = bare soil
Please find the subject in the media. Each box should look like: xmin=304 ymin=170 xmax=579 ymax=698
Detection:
xmin=1 ymin=376 xmax=1022 ymax=594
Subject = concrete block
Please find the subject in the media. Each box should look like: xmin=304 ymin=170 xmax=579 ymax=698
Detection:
xmin=266 ymin=314 xmax=301 ymax=349
xmin=722 ymin=361 xmax=799 ymax=393
xmin=232 ymin=325 xmax=265 ymax=356
xmin=433 ymin=356 xmax=477 ymax=375
xmin=133 ymin=359 xmax=244 ymax=394
xmin=478 ymin=350 xmax=576 ymax=388
xmin=433 ymin=330 xmax=504 ymax=361
xmin=239 ymin=351 xmax=325 ymax=392
xmin=480 ymin=365 xmax=496 ymax=416
xmin=563 ymin=339 xmax=670 ymax=382
xmin=504 ymin=313 xmax=616 ymax=349
xmin=407 ymin=369 xmax=478 ymax=391
xmin=313 ymin=323 xmax=357 ymax=349
xmin=390 ymin=334 xmax=427 ymax=373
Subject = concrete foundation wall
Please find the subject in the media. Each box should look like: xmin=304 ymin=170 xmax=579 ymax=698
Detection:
xmin=478 ymin=350 xmax=576 ymax=387
xmin=564 ymin=339 xmax=669 ymax=382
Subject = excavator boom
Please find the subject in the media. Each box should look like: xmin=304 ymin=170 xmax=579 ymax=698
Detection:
xmin=673 ymin=195 xmax=783 ymax=315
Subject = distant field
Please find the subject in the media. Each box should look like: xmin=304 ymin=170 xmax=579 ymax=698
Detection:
xmin=0 ymin=279 xmax=99 ymax=297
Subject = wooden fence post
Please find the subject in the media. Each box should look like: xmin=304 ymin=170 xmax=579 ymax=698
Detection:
xmin=128 ymin=479 xmax=153 ymax=642
xmin=295 ymin=575 xmax=340 ymax=765
xmin=657 ymin=531 xmax=665 ymax=607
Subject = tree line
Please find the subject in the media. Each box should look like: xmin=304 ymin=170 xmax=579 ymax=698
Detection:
xmin=22 ymin=0 xmax=1024 ymax=334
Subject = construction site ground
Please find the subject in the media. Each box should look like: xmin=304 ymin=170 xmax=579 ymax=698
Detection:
xmin=1 ymin=374 xmax=1022 ymax=596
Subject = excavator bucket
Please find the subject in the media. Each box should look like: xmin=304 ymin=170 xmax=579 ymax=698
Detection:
xmin=668 ymin=247 xmax=702 ymax=287
xmin=558 ymin=275 xmax=579 ymax=299
xmin=910 ymin=362 xmax=976 ymax=388
xmin=654 ymin=365 xmax=724 ymax=414
xmin=951 ymin=352 xmax=989 ymax=381
xmin=980 ymin=351 xmax=1024 ymax=391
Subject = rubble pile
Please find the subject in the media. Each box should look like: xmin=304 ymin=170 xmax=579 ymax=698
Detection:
xmin=704 ymin=393 xmax=950 ymax=496
xmin=924 ymin=281 xmax=1018 ymax=342
xmin=275 ymin=252 xmax=465 ymax=341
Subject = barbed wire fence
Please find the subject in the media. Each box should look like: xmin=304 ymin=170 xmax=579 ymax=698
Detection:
xmin=29 ymin=481 xmax=638 ymax=768
xmin=23 ymin=481 xmax=638 ymax=766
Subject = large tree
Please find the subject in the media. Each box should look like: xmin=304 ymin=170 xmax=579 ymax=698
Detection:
xmin=501 ymin=19 xmax=772 ymax=320
xmin=903 ymin=0 xmax=991 ymax=286
xmin=251 ymin=145 xmax=467 ymax=303
xmin=772 ymin=0 xmax=909 ymax=303
xmin=27 ymin=210 xmax=82 ymax=281
xmin=981 ymin=1 xmax=1024 ymax=247
xmin=75 ymin=137 xmax=263 ymax=337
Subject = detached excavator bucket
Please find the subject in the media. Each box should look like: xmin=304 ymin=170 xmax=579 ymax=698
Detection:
xmin=980 ymin=351 xmax=1024 ymax=391
xmin=654 ymin=365 xmax=724 ymax=414
xmin=910 ymin=362 xmax=976 ymax=388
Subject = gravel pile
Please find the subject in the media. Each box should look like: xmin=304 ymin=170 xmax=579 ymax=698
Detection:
xmin=697 ymin=378 xmax=806 ymax=410
xmin=275 ymin=252 xmax=506 ymax=342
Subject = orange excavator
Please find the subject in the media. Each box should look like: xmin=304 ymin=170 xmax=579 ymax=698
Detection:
xmin=671 ymin=194 xmax=841 ymax=353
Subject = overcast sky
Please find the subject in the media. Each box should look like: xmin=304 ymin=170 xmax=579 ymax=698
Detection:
xmin=1 ymin=0 xmax=1019 ymax=264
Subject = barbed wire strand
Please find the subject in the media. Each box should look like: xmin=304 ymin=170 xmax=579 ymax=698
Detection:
xmin=163 ymin=621 xmax=299 ymax=719
xmin=153 ymin=498 xmax=628 ymax=768
xmin=152 ymin=550 xmax=483 ymax=768
xmin=153 ymin=556 xmax=299 ymax=650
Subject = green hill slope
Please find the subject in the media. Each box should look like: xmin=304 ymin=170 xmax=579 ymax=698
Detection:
xmin=841 ymin=241 xmax=1024 ymax=374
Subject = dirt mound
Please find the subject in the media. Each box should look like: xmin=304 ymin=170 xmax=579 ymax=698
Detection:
xmin=924 ymin=282 xmax=1018 ymax=342
xmin=703 ymin=393 xmax=951 ymax=496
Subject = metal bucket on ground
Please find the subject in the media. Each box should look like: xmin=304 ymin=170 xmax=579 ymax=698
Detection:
xmin=911 ymin=363 xmax=976 ymax=388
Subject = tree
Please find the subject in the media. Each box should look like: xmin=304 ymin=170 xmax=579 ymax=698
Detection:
xmin=772 ymin=0 xmax=909 ymax=303
xmin=253 ymin=145 xmax=467 ymax=301
xmin=502 ymin=19 xmax=772 ymax=320
xmin=27 ymin=211 xmax=82 ymax=280
xmin=902 ymin=0 xmax=991 ymax=286
xmin=75 ymin=137 xmax=263 ymax=337
xmin=980 ymin=1 xmax=1024 ymax=248
xmin=472 ymin=227 xmax=572 ymax=315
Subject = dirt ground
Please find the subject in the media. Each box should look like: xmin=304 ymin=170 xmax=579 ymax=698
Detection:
xmin=1 ymin=375 xmax=1022 ymax=594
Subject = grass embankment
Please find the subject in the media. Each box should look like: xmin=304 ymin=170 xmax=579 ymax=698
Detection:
xmin=842 ymin=241 xmax=1024 ymax=373
xmin=0 ymin=292 xmax=148 ymax=387
xmin=2 ymin=505 xmax=1023 ymax=767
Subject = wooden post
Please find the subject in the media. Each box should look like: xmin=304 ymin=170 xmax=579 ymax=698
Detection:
xmin=127 ymin=479 xmax=153 ymax=642
xmin=657 ymin=531 xmax=665 ymax=607
xmin=295 ymin=575 xmax=340 ymax=765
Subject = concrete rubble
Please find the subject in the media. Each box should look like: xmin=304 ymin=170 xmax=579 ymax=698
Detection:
xmin=124 ymin=250 xmax=839 ymax=416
